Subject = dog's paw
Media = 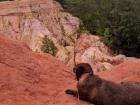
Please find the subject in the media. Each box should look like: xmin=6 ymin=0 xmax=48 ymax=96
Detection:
xmin=65 ymin=89 xmax=73 ymax=94
xmin=65 ymin=89 xmax=78 ymax=96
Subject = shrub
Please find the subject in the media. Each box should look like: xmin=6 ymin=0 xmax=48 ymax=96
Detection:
xmin=41 ymin=36 xmax=58 ymax=56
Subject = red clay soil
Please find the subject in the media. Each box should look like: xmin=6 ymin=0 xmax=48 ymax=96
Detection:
xmin=0 ymin=34 xmax=90 ymax=105
xmin=98 ymin=60 xmax=140 ymax=83
xmin=0 ymin=34 xmax=140 ymax=105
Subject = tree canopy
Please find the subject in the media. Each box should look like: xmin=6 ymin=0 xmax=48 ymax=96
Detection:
xmin=64 ymin=0 xmax=140 ymax=57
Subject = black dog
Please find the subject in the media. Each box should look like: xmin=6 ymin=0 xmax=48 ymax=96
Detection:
xmin=65 ymin=63 xmax=140 ymax=105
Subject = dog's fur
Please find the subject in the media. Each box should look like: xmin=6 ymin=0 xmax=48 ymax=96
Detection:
xmin=65 ymin=63 xmax=140 ymax=105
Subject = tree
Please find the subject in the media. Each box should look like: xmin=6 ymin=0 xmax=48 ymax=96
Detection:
xmin=64 ymin=0 xmax=140 ymax=57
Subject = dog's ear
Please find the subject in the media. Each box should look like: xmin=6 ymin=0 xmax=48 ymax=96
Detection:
xmin=75 ymin=66 xmax=84 ymax=80
xmin=73 ymin=63 xmax=94 ymax=74
xmin=73 ymin=64 xmax=81 ymax=73
xmin=84 ymin=63 xmax=94 ymax=75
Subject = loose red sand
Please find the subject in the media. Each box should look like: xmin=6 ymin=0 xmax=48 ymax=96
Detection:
xmin=0 ymin=34 xmax=140 ymax=105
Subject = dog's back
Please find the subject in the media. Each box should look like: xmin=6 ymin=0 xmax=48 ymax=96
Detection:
xmin=66 ymin=63 xmax=140 ymax=105
xmin=78 ymin=75 xmax=140 ymax=105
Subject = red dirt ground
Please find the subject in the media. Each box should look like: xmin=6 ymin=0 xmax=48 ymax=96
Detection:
xmin=0 ymin=34 xmax=140 ymax=105
xmin=98 ymin=59 xmax=140 ymax=83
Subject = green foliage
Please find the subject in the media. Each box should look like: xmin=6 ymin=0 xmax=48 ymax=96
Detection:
xmin=64 ymin=0 xmax=140 ymax=57
xmin=41 ymin=37 xmax=58 ymax=56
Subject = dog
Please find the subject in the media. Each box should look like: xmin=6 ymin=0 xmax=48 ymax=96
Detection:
xmin=65 ymin=63 xmax=140 ymax=105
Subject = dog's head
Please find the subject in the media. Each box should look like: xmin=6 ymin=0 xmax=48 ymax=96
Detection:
xmin=73 ymin=63 xmax=93 ymax=80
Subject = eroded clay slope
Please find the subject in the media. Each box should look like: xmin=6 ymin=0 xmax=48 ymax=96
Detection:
xmin=0 ymin=35 xmax=85 ymax=105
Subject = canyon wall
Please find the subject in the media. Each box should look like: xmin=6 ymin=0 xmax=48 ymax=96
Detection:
xmin=0 ymin=0 xmax=129 ymax=72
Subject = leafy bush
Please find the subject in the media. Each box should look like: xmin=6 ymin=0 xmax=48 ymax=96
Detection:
xmin=41 ymin=37 xmax=58 ymax=56
xmin=64 ymin=0 xmax=140 ymax=57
